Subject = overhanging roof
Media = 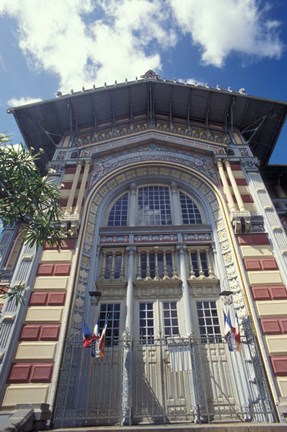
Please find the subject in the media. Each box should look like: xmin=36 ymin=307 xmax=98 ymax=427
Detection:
xmin=8 ymin=77 xmax=287 ymax=172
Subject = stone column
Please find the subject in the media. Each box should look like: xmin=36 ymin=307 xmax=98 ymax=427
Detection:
xmin=125 ymin=246 xmax=136 ymax=335
xmin=65 ymin=162 xmax=82 ymax=215
xmin=74 ymin=160 xmax=90 ymax=216
xmin=217 ymin=159 xmax=236 ymax=212
xmin=177 ymin=244 xmax=202 ymax=419
xmin=177 ymin=244 xmax=193 ymax=336
xmin=121 ymin=328 xmax=132 ymax=425
xmin=225 ymin=160 xmax=245 ymax=212
xmin=196 ymin=249 xmax=204 ymax=277
xmin=205 ymin=247 xmax=215 ymax=278
xmin=122 ymin=246 xmax=136 ymax=425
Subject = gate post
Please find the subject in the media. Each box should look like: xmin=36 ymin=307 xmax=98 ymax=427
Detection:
xmin=121 ymin=328 xmax=132 ymax=425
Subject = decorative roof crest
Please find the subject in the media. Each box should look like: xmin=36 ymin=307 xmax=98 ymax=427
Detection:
xmin=140 ymin=70 xmax=160 ymax=80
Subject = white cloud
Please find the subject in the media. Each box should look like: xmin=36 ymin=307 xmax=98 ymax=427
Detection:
xmin=7 ymin=97 xmax=42 ymax=107
xmin=0 ymin=0 xmax=284 ymax=92
xmin=169 ymin=0 xmax=284 ymax=67
xmin=0 ymin=0 xmax=177 ymax=92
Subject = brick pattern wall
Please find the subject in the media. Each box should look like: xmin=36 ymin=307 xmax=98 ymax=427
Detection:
xmin=237 ymin=233 xmax=287 ymax=379
xmin=3 ymin=239 xmax=76 ymax=407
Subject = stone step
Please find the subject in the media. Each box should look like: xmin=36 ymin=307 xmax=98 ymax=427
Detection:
xmin=51 ymin=423 xmax=287 ymax=432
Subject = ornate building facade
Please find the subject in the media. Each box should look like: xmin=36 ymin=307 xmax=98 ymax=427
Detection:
xmin=1 ymin=71 xmax=287 ymax=428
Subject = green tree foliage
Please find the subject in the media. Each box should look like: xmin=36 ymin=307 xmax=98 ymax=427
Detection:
xmin=0 ymin=133 xmax=65 ymax=249
xmin=0 ymin=283 xmax=26 ymax=306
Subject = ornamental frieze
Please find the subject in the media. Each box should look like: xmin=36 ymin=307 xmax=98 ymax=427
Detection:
xmin=75 ymin=122 xmax=230 ymax=148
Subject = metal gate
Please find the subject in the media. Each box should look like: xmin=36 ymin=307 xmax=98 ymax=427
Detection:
xmin=53 ymin=341 xmax=123 ymax=428
xmin=53 ymin=335 xmax=276 ymax=428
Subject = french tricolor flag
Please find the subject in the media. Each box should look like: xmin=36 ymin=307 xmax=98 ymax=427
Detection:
xmin=220 ymin=291 xmax=241 ymax=352
xmin=82 ymin=318 xmax=108 ymax=358
xmin=98 ymin=318 xmax=108 ymax=358
xmin=82 ymin=321 xmax=98 ymax=348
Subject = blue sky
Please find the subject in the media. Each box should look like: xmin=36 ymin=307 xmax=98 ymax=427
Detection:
xmin=0 ymin=0 xmax=287 ymax=164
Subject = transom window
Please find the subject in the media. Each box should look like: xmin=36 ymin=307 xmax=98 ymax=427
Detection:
xmin=138 ymin=186 xmax=171 ymax=226
xmin=196 ymin=301 xmax=221 ymax=342
xmin=99 ymin=303 xmax=120 ymax=346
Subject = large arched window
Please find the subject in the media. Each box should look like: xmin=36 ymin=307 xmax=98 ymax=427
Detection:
xmin=107 ymin=185 xmax=203 ymax=226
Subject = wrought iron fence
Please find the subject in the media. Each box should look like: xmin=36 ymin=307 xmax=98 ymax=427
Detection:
xmin=53 ymin=334 xmax=276 ymax=428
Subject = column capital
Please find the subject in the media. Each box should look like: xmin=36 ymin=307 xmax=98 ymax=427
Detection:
xmin=171 ymin=182 xmax=178 ymax=192
xmin=176 ymin=244 xmax=187 ymax=254
xmin=216 ymin=158 xmax=224 ymax=168
xmin=126 ymin=246 xmax=136 ymax=256
xmin=83 ymin=159 xmax=91 ymax=167
xmin=130 ymin=182 xmax=137 ymax=193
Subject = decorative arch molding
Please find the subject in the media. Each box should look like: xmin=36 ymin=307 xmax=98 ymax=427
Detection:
xmin=87 ymin=139 xmax=219 ymax=187
xmin=68 ymin=161 xmax=248 ymax=341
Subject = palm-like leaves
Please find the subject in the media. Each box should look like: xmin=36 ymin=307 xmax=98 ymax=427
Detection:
xmin=0 ymin=134 xmax=65 ymax=248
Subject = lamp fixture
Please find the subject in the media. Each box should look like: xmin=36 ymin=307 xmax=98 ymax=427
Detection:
xmin=89 ymin=290 xmax=101 ymax=306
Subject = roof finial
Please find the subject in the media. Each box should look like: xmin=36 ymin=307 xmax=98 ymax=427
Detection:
xmin=140 ymin=70 xmax=160 ymax=80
